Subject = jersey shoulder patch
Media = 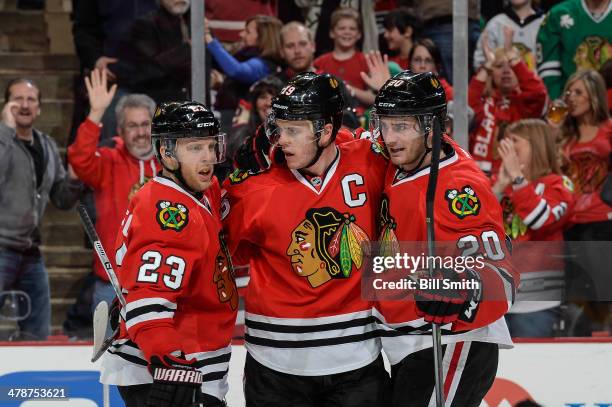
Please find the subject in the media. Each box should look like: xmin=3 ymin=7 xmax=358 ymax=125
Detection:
xmin=445 ymin=185 xmax=481 ymax=220
xmin=156 ymin=200 xmax=189 ymax=232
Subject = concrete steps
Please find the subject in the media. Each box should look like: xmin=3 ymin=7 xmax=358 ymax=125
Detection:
xmin=0 ymin=52 xmax=78 ymax=71
xmin=0 ymin=11 xmax=48 ymax=52
xmin=48 ymin=267 xmax=90 ymax=299
xmin=41 ymin=245 xmax=92 ymax=268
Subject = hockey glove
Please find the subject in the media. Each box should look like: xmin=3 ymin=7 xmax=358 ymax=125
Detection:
xmin=108 ymin=297 xmax=121 ymax=332
xmin=233 ymin=124 xmax=284 ymax=174
xmin=414 ymin=268 xmax=482 ymax=325
xmin=147 ymin=353 xmax=203 ymax=407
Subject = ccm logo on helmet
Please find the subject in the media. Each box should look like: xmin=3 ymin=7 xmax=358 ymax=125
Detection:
xmin=196 ymin=122 xmax=215 ymax=127
xmin=273 ymin=103 xmax=289 ymax=110
xmin=378 ymin=102 xmax=396 ymax=107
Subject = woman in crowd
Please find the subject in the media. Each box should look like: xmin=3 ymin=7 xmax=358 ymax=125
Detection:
xmin=468 ymin=29 xmax=547 ymax=177
xmin=408 ymin=38 xmax=453 ymax=100
xmin=560 ymin=69 xmax=612 ymax=333
xmin=492 ymin=119 xmax=575 ymax=337
xmin=206 ymin=15 xmax=283 ymax=131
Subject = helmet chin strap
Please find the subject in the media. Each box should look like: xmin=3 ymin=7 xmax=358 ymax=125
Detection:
xmin=402 ymin=116 xmax=435 ymax=173
xmin=301 ymin=123 xmax=334 ymax=171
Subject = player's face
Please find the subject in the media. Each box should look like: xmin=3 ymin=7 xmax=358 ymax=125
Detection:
xmin=174 ymin=137 xmax=217 ymax=192
xmin=274 ymin=119 xmax=320 ymax=170
xmin=330 ymin=18 xmax=361 ymax=50
xmin=492 ymin=58 xmax=518 ymax=94
xmin=565 ymin=79 xmax=591 ymax=119
xmin=119 ymin=107 xmax=153 ymax=159
xmin=379 ymin=116 xmax=427 ymax=169
xmin=410 ymin=45 xmax=437 ymax=74
xmin=507 ymin=132 xmax=532 ymax=178
xmin=240 ymin=20 xmax=259 ymax=48
xmin=281 ymin=28 xmax=315 ymax=72
xmin=7 ymin=82 xmax=40 ymax=129
xmin=286 ymin=220 xmax=320 ymax=277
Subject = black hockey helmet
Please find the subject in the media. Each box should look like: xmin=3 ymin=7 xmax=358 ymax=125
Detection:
xmin=151 ymin=101 xmax=225 ymax=164
xmin=373 ymin=70 xmax=447 ymax=133
xmin=268 ymin=72 xmax=345 ymax=142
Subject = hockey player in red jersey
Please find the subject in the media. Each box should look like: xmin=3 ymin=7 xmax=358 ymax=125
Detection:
xmin=100 ymin=102 xmax=237 ymax=407
xmin=371 ymin=71 xmax=519 ymax=406
xmin=222 ymin=72 xmax=390 ymax=406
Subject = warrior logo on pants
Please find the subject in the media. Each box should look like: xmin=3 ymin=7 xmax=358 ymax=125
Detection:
xmin=287 ymin=207 xmax=369 ymax=288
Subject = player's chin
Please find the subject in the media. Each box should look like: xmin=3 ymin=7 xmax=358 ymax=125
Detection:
xmin=284 ymin=154 xmax=305 ymax=169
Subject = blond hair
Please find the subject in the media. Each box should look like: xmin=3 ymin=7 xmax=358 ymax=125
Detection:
xmin=247 ymin=15 xmax=283 ymax=62
xmin=330 ymin=7 xmax=362 ymax=31
xmin=560 ymin=69 xmax=610 ymax=144
xmin=506 ymin=118 xmax=561 ymax=180
xmin=280 ymin=21 xmax=314 ymax=46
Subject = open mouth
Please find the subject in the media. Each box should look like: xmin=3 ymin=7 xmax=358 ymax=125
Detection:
xmin=198 ymin=168 xmax=212 ymax=179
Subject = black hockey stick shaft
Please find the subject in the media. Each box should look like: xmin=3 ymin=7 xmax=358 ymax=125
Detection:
xmin=426 ymin=118 xmax=445 ymax=407
xmin=77 ymin=204 xmax=127 ymax=308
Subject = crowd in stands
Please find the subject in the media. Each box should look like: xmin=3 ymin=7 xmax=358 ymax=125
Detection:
xmin=0 ymin=0 xmax=611 ymax=340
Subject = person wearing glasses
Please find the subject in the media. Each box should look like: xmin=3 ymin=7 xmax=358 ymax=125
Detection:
xmin=68 ymin=68 xmax=159 ymax=313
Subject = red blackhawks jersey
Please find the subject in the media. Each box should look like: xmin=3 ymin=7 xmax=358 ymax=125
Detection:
xmin=100 ymin=176 xmax=238 ymax=400
xmin=500 ymin=174 xmax=575 ymax=313
xmin=373 ymin=139 xmax=517 ymax=365
xmin=222 ymin=139 xmax=388 ymax=376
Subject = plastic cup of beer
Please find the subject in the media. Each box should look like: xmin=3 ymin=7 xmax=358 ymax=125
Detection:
xmin=547 ymin=99 xmax=568 ymax=125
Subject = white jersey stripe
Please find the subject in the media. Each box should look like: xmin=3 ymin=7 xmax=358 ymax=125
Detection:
xmin=125 ymin=311 xmax=175 ymax=330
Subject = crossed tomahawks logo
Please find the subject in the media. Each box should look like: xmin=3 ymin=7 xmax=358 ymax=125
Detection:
xmin=156 ymin=200 xmax=189 ymax=232
xmin=445 ymin=185 xmax=480 ymax=219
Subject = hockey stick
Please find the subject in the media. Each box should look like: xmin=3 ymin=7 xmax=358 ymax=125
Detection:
xmin=425 ymin=118 xmax=445 ymax=407
xmin=77 ymin=204 xmax=125 ymax=361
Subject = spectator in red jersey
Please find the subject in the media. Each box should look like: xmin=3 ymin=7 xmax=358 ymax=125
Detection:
xmin=492 ymin=119 xmax=575 ymax=337
xmin=314 ymin=7 xmax=376 ymax=107
xmin=560 ymin=70 xmax=612 ymax=330
xmin=408 ymin=38 xmax=453 ymax=100
xmin=68 ymin=69 xmax=159 ymax=313
xmin=382 ymin=7 xmax=422 ymax=70
xmin=468 ymin=28 xmax=547 ymax=177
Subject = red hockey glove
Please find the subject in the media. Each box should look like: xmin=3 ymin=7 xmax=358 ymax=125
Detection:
xmin=233 ymin=124 xmax=284 ymax=174
xmin=414 ymin=268 xmax=482 ymax=325
xmin=147 ymin=353 xmax=202 ymax=407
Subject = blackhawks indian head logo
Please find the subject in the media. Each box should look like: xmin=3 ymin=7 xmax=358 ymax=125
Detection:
xmin=378 ymin=195 xmax=399 ymax=258
xmin=286 ymin=207 xmax=370 ymax=288
xmin=574 ymin=36 xmax=611 ymax=71
xmin=156 ymin=201 xmax=189 ymax=231
xmin=214 ymin=232 xmax=238 ymax=311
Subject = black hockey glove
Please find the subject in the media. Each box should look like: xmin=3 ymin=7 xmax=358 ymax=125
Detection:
xmin=147 ymin=353 xmax=203 ymax=407
xmin=233 ymin=124 xmax=285 ymax=174
xmin=108 ymin=297 xmax=121 ymax=332
xmin=414 ymin=268 xmax=482 ymax=325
